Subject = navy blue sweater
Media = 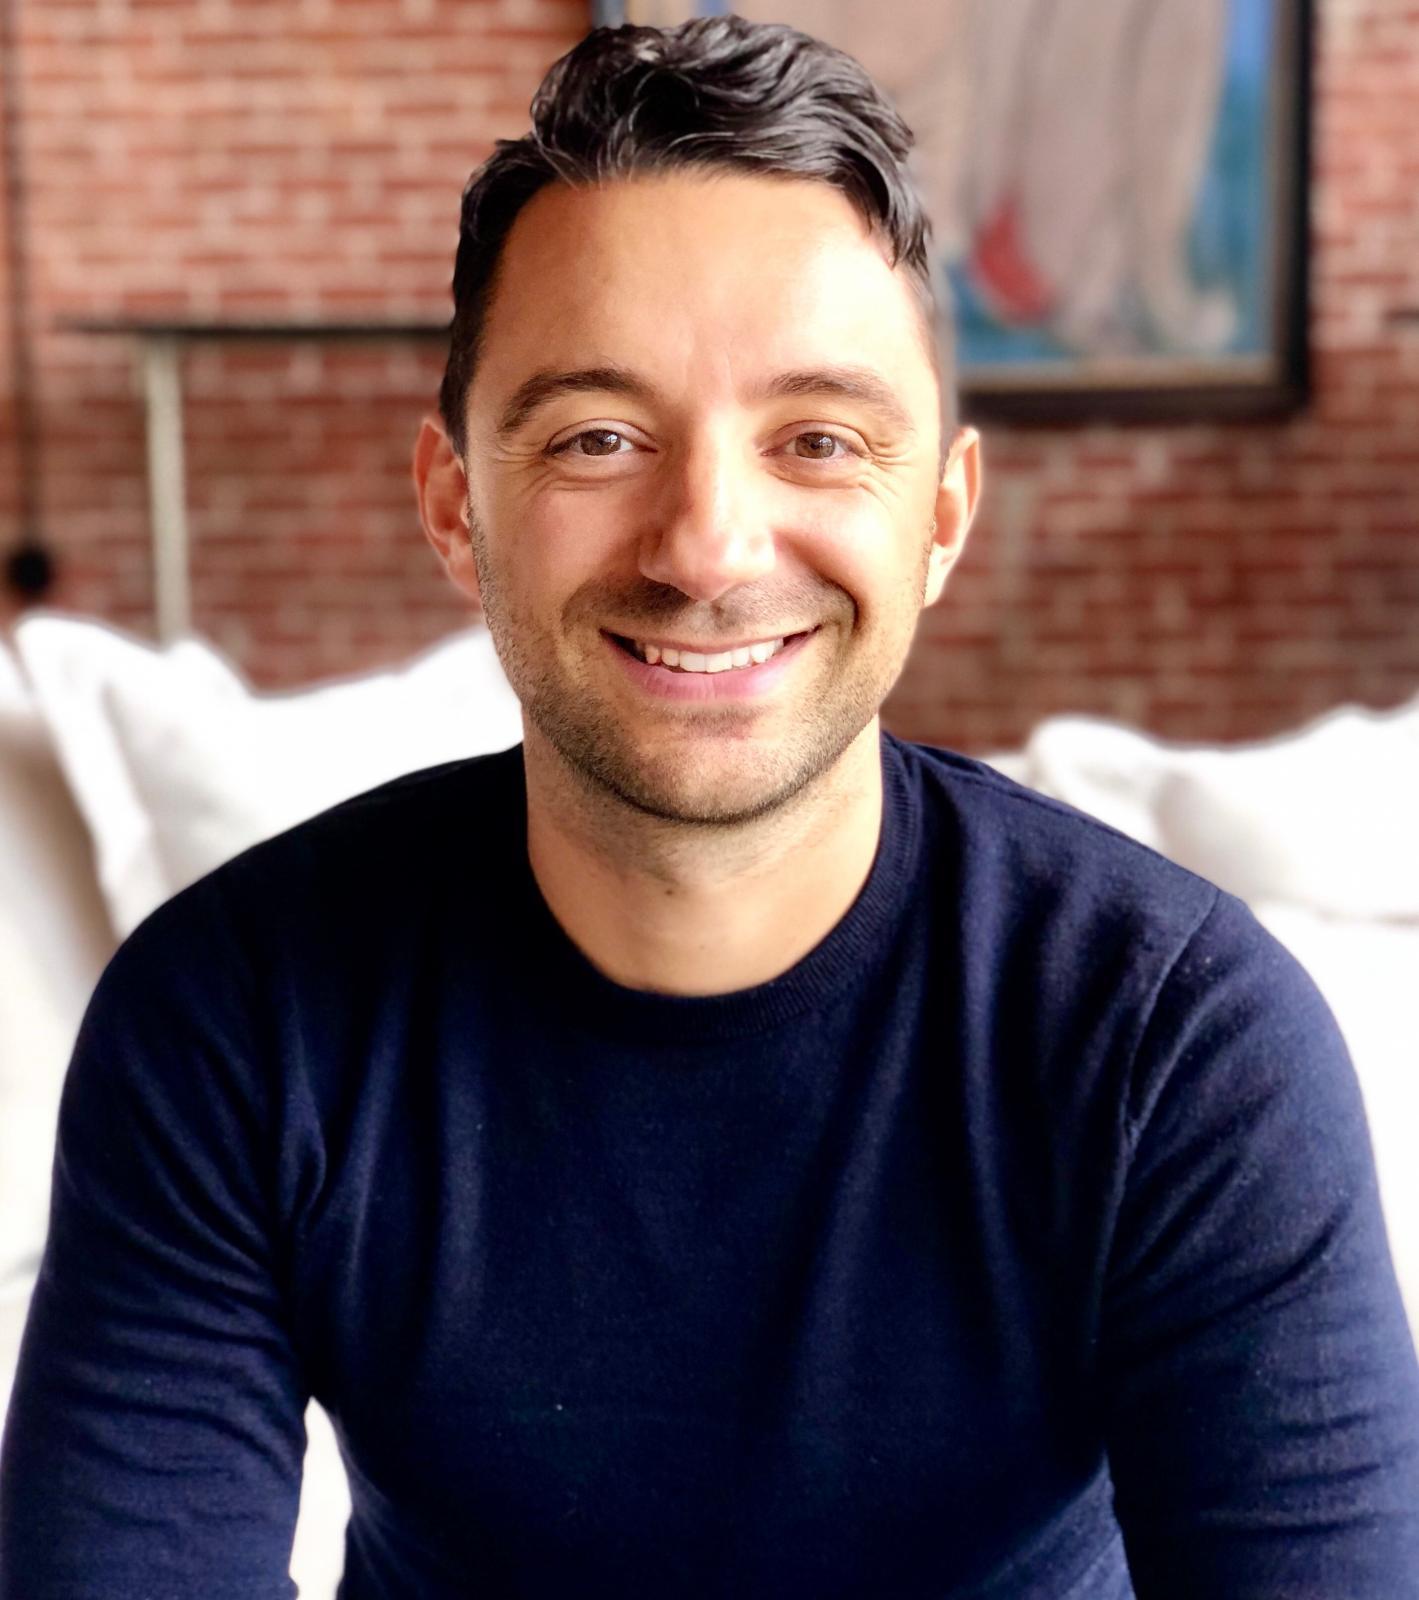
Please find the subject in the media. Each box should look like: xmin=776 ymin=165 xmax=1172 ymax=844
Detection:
xmin=3 ymin=735 xmax=1418 ymax=1598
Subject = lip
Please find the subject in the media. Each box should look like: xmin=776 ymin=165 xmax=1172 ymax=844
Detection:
xmin=603 ymin=628 xmax=817 ymax=702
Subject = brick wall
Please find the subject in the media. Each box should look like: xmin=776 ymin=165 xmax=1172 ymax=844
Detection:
xmin=0 ymin=0 xmax=588 ymax=679
xmin=893 ymin=0 xmax=1419 ymax=751
xmin=0 ymin=8 xmax=22 ymax=624
xmin=1 ymin=0 xmax=1416 ymax=750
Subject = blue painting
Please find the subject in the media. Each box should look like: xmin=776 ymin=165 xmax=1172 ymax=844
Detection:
xmin=937 ymin=0 xmax=1282 ymax=378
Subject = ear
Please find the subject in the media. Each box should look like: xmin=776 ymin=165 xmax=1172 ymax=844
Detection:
xmin=924 ymin=426 xmax=982 ymax=608
xmin=413 ymin=416 xmax=481 ymax=608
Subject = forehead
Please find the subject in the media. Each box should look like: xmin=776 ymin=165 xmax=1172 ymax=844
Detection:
xmin=469 ymin=172 xmax=937 ymax=412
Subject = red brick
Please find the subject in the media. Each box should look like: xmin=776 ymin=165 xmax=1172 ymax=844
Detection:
xmin=3 ymin=0 xmax=1418 ymax=747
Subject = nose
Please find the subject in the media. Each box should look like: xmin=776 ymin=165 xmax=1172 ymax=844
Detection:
xmin=637 ymin=436 xmax=776 ymax=602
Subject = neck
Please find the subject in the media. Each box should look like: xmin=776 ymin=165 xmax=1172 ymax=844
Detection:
xmin=523 ymin=721 xmax=885 ymax=997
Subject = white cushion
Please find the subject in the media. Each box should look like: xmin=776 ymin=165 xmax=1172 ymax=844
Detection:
xmin=0 ymin=1287 xmax=31 ymax=1427
xmin=1012 ymin=718 xmax=1172 ymax=852
xmin=292 ymin=1401 xmax=352 ymax=1600
xmin=1154 ymin=702 xmax=1419 ymax=918
xmin=14 ymin=615 xmax=524 ymax=939
xmin=1253 ymin=903 xmax=1419 ymax=1344
xmin=1013 ymin=699 xmax=1419 ymax=918
xmin=0 ymin=639 xmax=116 ymax=1295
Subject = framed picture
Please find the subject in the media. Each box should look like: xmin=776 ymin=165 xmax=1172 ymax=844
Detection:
xmin=589 ymin=0 xmax=1313 ymax=424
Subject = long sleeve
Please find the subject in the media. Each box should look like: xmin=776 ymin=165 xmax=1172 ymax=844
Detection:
xmin=1102 ymin=892 xmax=1419 ymax=1597
xmin=0 ymin=879 xmax=308 ymax=1599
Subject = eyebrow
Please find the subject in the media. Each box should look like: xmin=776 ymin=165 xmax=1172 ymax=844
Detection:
xmin=757 ymin=366 xmax=916 ymax=436
xmin=493 ymin=363 xmax=916 ymax=439
xmin=495 ymin=366 xmax=655 ymax=438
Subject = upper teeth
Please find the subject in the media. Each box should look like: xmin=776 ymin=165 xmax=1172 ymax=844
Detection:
xmin=635 ymin=637 xmax=788 ymax=672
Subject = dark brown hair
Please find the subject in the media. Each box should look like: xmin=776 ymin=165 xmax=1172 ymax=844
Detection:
xmin=438 ymin=15 xmax=944 ymax=455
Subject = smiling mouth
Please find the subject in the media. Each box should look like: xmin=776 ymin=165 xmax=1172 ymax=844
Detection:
xmin=607 ymin=629 xmax=815 ymax=674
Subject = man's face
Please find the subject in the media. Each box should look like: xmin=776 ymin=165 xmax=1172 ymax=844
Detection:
xmin=457 ymin=171 xmax=972 ymax=825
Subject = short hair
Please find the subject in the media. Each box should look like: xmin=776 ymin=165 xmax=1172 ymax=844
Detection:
xmin=438 ymin=15 xmax=948 ymax=456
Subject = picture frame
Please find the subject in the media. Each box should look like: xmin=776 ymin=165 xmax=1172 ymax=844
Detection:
xmin=589 ymin=0 xmax=1313 ymax=426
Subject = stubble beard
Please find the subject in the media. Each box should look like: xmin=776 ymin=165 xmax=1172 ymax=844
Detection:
xmin=469 ymin=512 xmax=929 ymax=830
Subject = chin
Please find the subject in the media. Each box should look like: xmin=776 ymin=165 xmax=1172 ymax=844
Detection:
xmin=556 ymin=710 xmax=876 ymax=830
xmin=588 ymin=742 xmax=813 ymax=828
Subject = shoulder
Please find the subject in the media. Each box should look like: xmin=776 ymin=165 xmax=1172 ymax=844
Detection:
xmin=887 ymin=735 xmax=1330 ymax=1104
xmin=889 ymin=733 xmax=1221 ymax=954
xmin=109 ymin=743 xmax=527 ymax=989
xmin=891 ymin=738 xmax=1371 ymax=1233
xmin=893 ymin=732 xmax=1199 ymax=882
xmin=225 ymin=740 xmax=526 ymax=878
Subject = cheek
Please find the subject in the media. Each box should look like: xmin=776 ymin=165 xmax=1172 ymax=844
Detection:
xmin=532 ymin=500 xmax=635 ymax=602
xmin=793 ymin=507 xmax=918 ymax=621
xmin=485 ymin=482 xmax=629 ymax=602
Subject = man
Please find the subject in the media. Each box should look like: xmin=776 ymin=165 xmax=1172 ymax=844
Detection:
xmin=2 ymin=17 xmax=1417 ymax=1599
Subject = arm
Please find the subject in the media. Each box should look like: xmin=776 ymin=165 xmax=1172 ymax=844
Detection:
xmin=1102 ymin=892 xmax=1419 ymax=1598
xmin=0 ymin=880 xmax=308 ymax=1599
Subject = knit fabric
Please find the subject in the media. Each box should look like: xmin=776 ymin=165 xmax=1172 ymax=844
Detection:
xmin=4 ymin=734 xmax=1417 ymax=1598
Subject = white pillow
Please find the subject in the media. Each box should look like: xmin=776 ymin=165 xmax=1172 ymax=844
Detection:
xmin=15 ymin=615 xmax=524 ymax=939
xmin=0 ymin=638 xmax=116 ymax=1297
xmin=0 ymin=1288 xmax=32 ymax=1423
xmin=1154 ymin=702 xmax=1419 ymax=918
xmin=1015 ymin=718 xmax=1172 ymax=852
xmin=1253 ymin=903 xmax=1419 ymax=1344
xmin=292 ymin=1400 xmax=352 ymax=1600
xmin=1015 ymin=700 xmax=1419 ymax=918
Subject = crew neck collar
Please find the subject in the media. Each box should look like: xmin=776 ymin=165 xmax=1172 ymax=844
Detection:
xmin=502 ymin=732 xmax=920 ymax=1043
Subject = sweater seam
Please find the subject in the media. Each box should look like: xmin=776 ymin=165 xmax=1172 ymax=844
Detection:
xmin=1119 ymin=883 xmax=1223 ymax=1161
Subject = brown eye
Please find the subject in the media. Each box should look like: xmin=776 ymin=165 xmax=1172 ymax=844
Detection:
xmin=572 ymin=429 xmax=626 ymax=457
xmin=794 ymin=432 xmax=840 ymax=460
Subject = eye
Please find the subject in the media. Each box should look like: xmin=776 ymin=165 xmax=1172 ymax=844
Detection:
xmin=551 ymin=428 xmax=634 ymax=458
xmin=785 ymin=431 xmax=855 ymax=462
